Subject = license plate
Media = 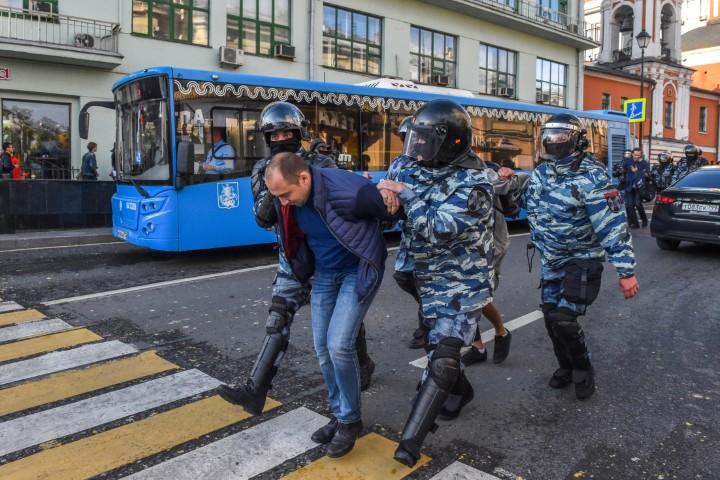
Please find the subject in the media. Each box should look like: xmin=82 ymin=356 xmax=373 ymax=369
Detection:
xmin=117 ymin=229 xmax=128 ymax=241
xmin=681 ymin=203 xmax=719 ymax=213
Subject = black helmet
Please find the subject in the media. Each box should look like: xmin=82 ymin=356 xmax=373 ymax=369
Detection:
xmin=658 ymin=152 xmax=672 ymax=164
xmin=397 ymin=116 xmax=413 ymax=143
xmin=684 ymin=144 xmax=699 ymax=160
xmin=259 ymin=102 xmax=310 ymax=146
xmin=540 ymin=113 xmax=587 ymax=165
xmin=402 ymin=100 xmax=471 ymax=167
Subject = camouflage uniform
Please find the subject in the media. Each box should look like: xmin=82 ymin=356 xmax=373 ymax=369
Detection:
xmin=396 ymin=156 xmax=495 ymax=347
xmin=251 ymin=147 xmax=336 ymax=310
xmin=671 ymin=156 xmax=708 ymax=184
xmin=650 ymin=163 xmax=675 ymax=191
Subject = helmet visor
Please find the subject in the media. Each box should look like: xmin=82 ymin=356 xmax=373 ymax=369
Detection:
xmin=540 ymin=128 xmax=576 ymax=161
xmin=402 ymin=125 xmax=446 ymax=166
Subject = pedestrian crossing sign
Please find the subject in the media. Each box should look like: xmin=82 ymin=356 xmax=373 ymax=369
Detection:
xmin=623 ymin=98 xmax=646 ymax=123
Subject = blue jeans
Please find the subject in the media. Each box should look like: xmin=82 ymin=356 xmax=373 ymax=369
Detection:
xmin=311 ymin=269 xmax=376 ymax=424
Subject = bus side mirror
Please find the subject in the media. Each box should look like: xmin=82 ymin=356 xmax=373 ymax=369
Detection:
xmin=80 ymin=111 xmax=90 ymax=140
xmin=176 ymin=141 xmax=194 ymax=176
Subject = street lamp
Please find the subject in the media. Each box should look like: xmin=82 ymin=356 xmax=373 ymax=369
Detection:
xmin=636 ymin=30 xmax=651 ymax=153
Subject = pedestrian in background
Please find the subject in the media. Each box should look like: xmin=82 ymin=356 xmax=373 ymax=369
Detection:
xmin=81 ymin=142 xmax=99 ymax=180
xmin=623 ymin=147 xmax=649 ymax=228
xmin=672 ymin=144 xmax=708 ymax=183
xmin=1 ymin=142 xmax=14 ymax=179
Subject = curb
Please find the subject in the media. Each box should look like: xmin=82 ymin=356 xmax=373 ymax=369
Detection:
xmin=0 ymin=229 xmax=118 ymax=251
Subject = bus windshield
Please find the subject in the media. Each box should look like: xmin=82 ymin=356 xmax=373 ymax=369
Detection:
xmin=115 ymin=76 xmax=170 ymax=183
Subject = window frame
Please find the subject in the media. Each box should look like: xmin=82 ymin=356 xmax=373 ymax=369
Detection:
xmin=535 ymin=57 xmax=567 ymax=107
xmin=321 ymin=4 xmax=382 ymax=76
xmin=226 ymin=0 xmax=292 ymax=57
xmin=132 ymin=0 xmax=210 ymax=47
xmin=478 ymin=42 xmax=517 ymax=99
xmin=699 ymin=106 xmax=708 ymax=133
xmin=664 ymin=100 xmax=673 ymax=129
xmin=409 ymin=25 xmax=457 ymax=87
xmin=601 ymin=93 xmax=611 ymax=110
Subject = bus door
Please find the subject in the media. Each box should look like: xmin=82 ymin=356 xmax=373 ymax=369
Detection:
xmin=608 ymin=124 xmax=630 ymax=187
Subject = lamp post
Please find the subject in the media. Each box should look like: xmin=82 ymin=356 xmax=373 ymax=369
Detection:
xmin=636 ymin=30 xmax=651 ymax=154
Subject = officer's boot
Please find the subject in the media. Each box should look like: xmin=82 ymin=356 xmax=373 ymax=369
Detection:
xmin=356 ymin=323 xmax=375 ymax=391
xmin=394 ymin=338 xmax=462 ymax=468
xmin=438 ymin=370 xmax=474 ymax=420
xmin=550 ymin=308 xmax=595 ymax=400
xmin=542 ymin=304 xmax=572 ymax=389
xmin=218 ymin=297 xmax=292 ymax=414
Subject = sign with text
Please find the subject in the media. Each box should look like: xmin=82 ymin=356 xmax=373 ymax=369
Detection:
xmin=0 ymin=68 xmax=9 ymax=80
xmin=623 ymin=98 xmax=646 ymax=123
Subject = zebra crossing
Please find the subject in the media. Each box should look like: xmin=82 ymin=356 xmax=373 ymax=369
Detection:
xmin=0 ymin=303 xmax=509 ymax=480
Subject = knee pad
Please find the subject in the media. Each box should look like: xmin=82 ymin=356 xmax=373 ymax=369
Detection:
xmin=548 ymin=307 xmax=580 ymax=342
xmin=266 ymin=296 xmax=293 ymax=334
xmin=541 ymin=303 xmax=558 ymax=336
xmin=429 ymin=337 xmax=463 ymax=390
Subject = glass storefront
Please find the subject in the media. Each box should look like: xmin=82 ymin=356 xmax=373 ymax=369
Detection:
xmin=1 ymin=99 xmax=71 ymax=179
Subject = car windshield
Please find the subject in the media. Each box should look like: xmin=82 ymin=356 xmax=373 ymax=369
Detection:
xmin=674 ymin=170 xmax=720 ymax=189
xmin=114 ymin=76 xmax=170 ymax=184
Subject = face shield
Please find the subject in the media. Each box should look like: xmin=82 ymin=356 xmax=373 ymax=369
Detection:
xmin=540 ymin=128 xmax=577 ymax=163
xmin=402 ymin=125 xmax=447 ymax=166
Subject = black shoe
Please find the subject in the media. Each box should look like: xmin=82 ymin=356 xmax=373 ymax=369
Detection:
xmin=360 ymin=358 xmax=375 ymax=392
xmin=461 ymin=346 xmax=487 ymax=365
xmin=573 ymin=367 xmax=596 ymax=400
xmin=217 ymin=384 xmax=266 ymax=415
xmin=438 ymin=381 xmax=474 ymax=420
xmin=493 ymin=329 xmax=512 ymax=364
xmin=394 ymin=439 xmax=421 ymax=468
xmin=548 ymin=368 xmax=572 ymax=389
xmin=326 ymin=420 xmax=363 ymax=458
xmin=408 ymin=329 xmax=427 ymax=349
xmin=311 ymin=416 xmax=338 ymax=444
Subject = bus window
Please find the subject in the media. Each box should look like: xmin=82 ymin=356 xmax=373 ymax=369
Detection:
xmin=313 ymin=104 xmax=360 ymax=170
xmin=116 ymin=100 xmax=169 ymax=182
xmin=470 ymin=114 xmax=538 ymax=170
xmin=587 ymin=123 xmax=608 ymax=165
xmin=360 ymin=106 xmax=392 ymax=171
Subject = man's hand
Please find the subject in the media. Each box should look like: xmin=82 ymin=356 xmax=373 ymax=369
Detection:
xmin=379 ymin=188 xmax=400 ymax=214
xmin=498 ymin=167 xmax=514 ymax=179
xmin=619 ymin=276 xmax=639 ymax=299
xmin=377 ymin=179 xmax=407 ymax=194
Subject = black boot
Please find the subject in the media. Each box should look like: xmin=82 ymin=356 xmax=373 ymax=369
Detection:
xmin=326 ymin=420 xmax=363 ymax=457
xmin=218 ymin=297 xmax=292 ymax=415
xmin=311 ymin=416 xmax=338 ymax=444
xmin=438 ymin=371 xmax=474 ymax=420
xmin=573 ymin=365 xmax=596 ymax=400
xmin=493 ymin=329 xmax=512 ymax=364
xmin=356 ymin=323 xmax=375 ymax=391
xmin=408 ymin=327 xmax=427 ymax=349
xmin=550 ymin=308 xmax=596 ymax=400
xmin=394 ymin=338 xmax=462 ymax=468
xmin=543 ymin=304 xmax=572 ymax=388
xmin=548 ymin=368 xmax=572 ymax=389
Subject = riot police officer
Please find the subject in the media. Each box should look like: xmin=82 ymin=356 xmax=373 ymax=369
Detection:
xmin=651 ymin=152 xmax=675 ymax=192
xmin=218 ymin=101 xmax=375 ymax=413
xmin=378 ymin=100 xmax=496 ymax=467
xmin=672 ymin=144 xmax=708 ymax=183
xmin=507 ymin=113 xmax=640 ymax=401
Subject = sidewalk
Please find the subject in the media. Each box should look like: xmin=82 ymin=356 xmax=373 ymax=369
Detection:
xmin=0 ymin=228 xmax=116 ymax=251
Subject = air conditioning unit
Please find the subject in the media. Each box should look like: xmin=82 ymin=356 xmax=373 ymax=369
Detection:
xmin=74 ymin=33 xmax=96 ymax=48
xmin=274 ymin=44 xmax=296 ymax=60
xmin=432 ymin=73 xmax=450 ymax=86
xmin=498 ymin=87 xmax=514 ymax=97
xmin=219 ymin=46 xmax=244 ymax=68
xmin=536 ymin=92 xmax=550 ymax=103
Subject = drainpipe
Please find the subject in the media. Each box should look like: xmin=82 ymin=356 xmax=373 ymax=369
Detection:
xmin=308 ymin=0 xmax=315 ymax=81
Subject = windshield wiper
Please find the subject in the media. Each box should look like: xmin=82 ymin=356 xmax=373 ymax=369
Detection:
xmin=129 ymin=178 xmax=150 ymax=198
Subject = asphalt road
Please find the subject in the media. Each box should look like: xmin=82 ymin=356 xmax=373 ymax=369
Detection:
xmin=1 ymin=223 xmax=719 ymax=479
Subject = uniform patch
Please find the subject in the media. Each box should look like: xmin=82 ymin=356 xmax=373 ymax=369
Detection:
xmin=467 ymin=187 xmax=490 ymax=215
xmin=603 ymin=190 xmax=622 ymax=213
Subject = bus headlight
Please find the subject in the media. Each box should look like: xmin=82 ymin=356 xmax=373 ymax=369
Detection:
xmin=140 ymin=198 xmax=166 ymax=213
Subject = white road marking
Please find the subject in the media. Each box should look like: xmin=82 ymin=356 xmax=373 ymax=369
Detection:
xmin=0 ymin=369 xmax=221 ymax=457
xmin=126 ymin=407 xmax=328 ymax=480
xmin=42 ymin=264 xmax=279 ymax=306
xmin=0 ymin=318 xmax=72 ymax=343
xmin=0 ymin=341 xmax=137 ymax=387
xmin=429 ymin=461 xmax=501 ymax=479
xmin=0 ymin=302 xmax=23 ymax=314
xmin=0 ymin=241 xmax=123 ymax=254
xmin=409 ymin=310 xmax=544 ymax=369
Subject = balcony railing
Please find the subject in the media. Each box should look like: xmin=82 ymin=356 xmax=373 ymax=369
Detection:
xmin=465 ymin=0 xmax=592 ymax=38
xmin=0 ymin=5 xmax=119 ymax=54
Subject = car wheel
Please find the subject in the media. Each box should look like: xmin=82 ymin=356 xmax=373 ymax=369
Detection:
xmin=656 ymin=238 xmax=680 ymax=251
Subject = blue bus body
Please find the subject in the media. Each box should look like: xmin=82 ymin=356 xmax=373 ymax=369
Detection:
xmin=109 ymin=67 xmax=630 ymax=252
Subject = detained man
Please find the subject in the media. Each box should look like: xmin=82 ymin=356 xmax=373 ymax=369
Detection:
xmin=263 ymin=152 xmax=394 ymax=457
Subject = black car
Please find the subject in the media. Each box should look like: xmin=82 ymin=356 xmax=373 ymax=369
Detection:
xmin=650 ymin=166 xmax=720 ymax=250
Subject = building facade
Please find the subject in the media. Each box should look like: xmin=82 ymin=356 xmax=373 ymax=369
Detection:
xmin=0 ymin=0 xmax=595 ymax=178
xmin=584 ymin=0 xmax=720 ymax=163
